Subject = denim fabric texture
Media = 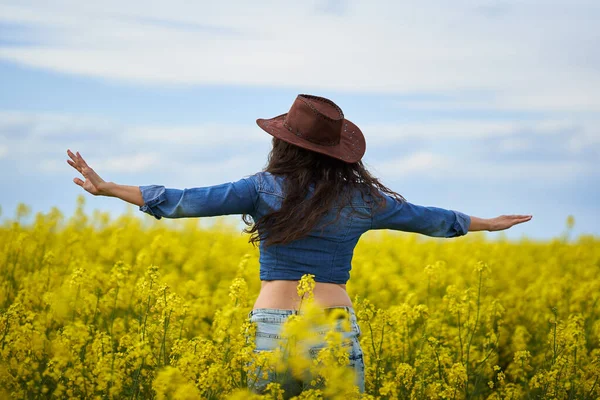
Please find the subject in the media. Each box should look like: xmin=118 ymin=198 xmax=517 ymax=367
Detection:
xmin=139 ymin=171 xmax=471 ymax=285
xmin=245 ymin=306 xmax=364 ymax=395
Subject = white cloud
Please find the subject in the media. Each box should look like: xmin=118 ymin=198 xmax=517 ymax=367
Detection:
xmin=2 ymin=110 xmax=598 ymax=183
xmin=0 ymin=111 xmax=267 ymax=176
xmin=0 ymin=110 xmax=118 ymax=139
xmin=362 ymin=119 xmax=584 ymax=144
xmin=392 ymin=95 xmax=600 ymax=113
xmin=496 ymin=138 xmax=534 ymax=152
xmin=374 ymin=152 xmax=447 ymax=177
xmin=123 ymin=124 xmax=265 ymax=147
xmin=446 ymin=159 xmax=594 ymax=181
xmin=374 ymin=155 xmax=594 ymax=182
xmin=93 ymin=153 xmax=161 ymax=173
xmin=0 ymin=1 xmax=599 ymax=111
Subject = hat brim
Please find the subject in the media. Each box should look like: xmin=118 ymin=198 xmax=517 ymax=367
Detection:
xmin=256 ymin=113 xmax=366 ymax=163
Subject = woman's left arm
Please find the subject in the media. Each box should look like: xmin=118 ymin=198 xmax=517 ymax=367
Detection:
xmin=134 ymin=179 xmax=257 ymax=219
xmin=99 ymin=183 xmax=144 ymax=206
xmin=67 ymin=149 xmax=257 ymax=219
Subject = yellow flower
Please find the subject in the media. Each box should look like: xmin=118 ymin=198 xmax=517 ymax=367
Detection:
xmin=297 ymin=274 xmax=316 ymax=299
xmin=1 ymin=202 xmax=598 ymax=398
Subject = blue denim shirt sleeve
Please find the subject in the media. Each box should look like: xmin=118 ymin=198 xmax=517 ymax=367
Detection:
xmin=372 ymin=192 xmax=471 ymax=237
xmin=138 ymin=174 xmax=257 ymax=220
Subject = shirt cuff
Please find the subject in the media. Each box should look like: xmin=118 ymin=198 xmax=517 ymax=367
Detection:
xmin=452 ymin=211 xmax=471 ymax=236
xmin=139 ymin=185 xmax=167 ymax=220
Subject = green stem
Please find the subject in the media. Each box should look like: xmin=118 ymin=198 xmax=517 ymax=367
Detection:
xmin=367 ymin=319 xmax=381 ymax=394
xmin=552 ymin=308 xmax=558 ymax=366
xmin=585 ymin=375 xmax=598 ymax=399
xmin=457 ymin=310 xmax=464 ymax=364
xmin=465 ymin=270 xmax=483 ymax=399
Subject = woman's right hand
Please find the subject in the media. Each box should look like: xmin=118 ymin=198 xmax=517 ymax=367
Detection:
xmin=66 ymin=149 xmax=108 ymax=196
xmin=488 ymin=215 xmax=533 ymax=231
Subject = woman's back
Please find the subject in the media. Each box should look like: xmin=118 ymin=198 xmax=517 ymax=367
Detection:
xmin=248 ymin=170 xmax=470 ymax=285
xmin=137 ymin=168 xmax=471 ymax=287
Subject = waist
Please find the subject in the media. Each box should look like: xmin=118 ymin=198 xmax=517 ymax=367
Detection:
xmin=260 ymin=280 xmax=346 ymax=290
xmin=248 ymin=305 xmax=357 ymax=322
xmin=254 ymin=280 xmax=351 ymax=310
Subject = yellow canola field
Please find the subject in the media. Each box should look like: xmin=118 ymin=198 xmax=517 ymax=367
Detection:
xmin=1 ymin=196 xmax=599 ymax=399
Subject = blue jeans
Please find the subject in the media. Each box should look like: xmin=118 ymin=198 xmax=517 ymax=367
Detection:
xmin=245 ymin=306 xmax=365 ymax=395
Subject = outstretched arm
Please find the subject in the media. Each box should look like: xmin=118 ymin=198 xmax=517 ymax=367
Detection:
xmin=66 ymin=149 xmax=144 ymax=206
xmin=371 ymin=190 xmax=532 ymax=236
xmin=66 ymin=149 xmax=257 ymax=219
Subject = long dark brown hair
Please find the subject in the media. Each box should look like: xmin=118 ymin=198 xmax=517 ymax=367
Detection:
xmin=242 ymin=137 xmax=406 ymax=248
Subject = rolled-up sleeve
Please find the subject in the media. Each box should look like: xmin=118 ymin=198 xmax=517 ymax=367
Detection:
xmin=139 ymin=174 xmax=258 ymax=220
xmin=371 ymin=192 xmax=471 ymax=237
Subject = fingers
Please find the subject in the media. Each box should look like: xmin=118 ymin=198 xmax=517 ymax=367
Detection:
xmin=67 ymin=149 xmax=81 ymax=171
xmin=508 ymin=215 xmax=532 ymax=227
xmin=491 ymin=215 xmax=532 ymax=231
xmin=69 ymin=149 xmax=99 ymax=192
xmin=76 ymin=151 xmax=91 ymax=169
xmin=67 ymin=159 xmax=81 ymax=173
xmin=67 ymin=149 xmax=77 ymax=162
xmin=67 ymin=149 xmax=93 ymax=177
xmin=67 ymin=149 xmax=87 ymax=175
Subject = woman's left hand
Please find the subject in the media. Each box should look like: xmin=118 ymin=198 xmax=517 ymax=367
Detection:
xmin=66 ymin=149 xmax=108 ymax=196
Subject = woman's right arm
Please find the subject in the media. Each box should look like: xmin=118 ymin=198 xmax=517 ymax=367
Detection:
xmin=371 ymin=190 xmax=532 ymax=236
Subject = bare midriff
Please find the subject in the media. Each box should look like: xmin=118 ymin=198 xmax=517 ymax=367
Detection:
xmin=252 ymin=280 xmax=353 ymax=310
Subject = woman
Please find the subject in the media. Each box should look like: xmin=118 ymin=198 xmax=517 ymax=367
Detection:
xmin=66 ymin=94 xmax=532 ymax=395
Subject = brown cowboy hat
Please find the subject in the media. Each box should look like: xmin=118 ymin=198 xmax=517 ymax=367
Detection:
xmin=256 ymin=94 xmax=366 ymax=163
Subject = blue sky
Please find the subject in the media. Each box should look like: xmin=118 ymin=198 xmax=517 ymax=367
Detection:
xmin=0 ymin=0 xmax=598 ymax=240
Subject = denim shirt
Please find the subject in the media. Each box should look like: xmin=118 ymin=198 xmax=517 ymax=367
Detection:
xmin=139 ymin=171 xmax=471 ymax=284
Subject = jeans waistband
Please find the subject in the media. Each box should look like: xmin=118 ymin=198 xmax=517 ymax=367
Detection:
xmin=248 ymin=306 xmax=355 ymax=320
